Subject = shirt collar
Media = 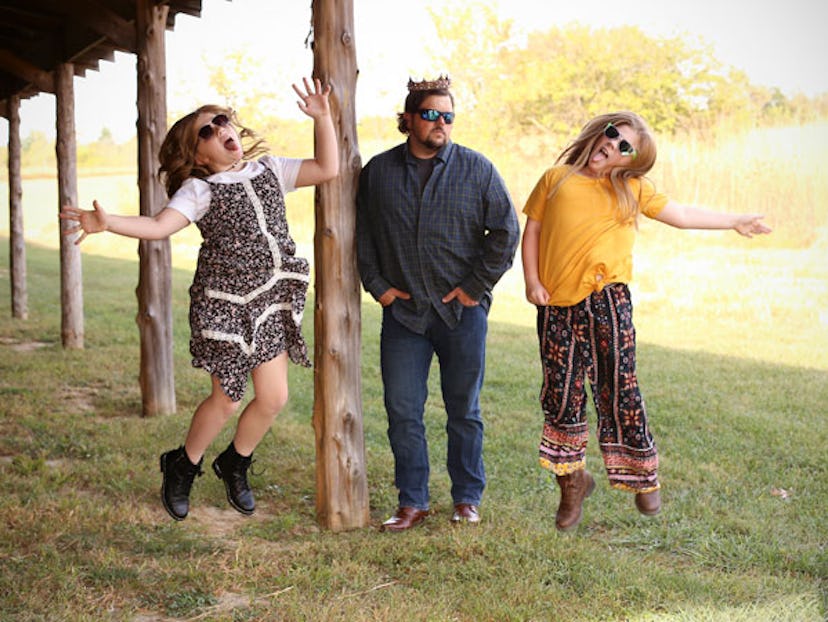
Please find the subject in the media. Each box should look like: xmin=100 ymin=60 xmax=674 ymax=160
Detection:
xmin=404 ymin=140 xmax=453 ymax=164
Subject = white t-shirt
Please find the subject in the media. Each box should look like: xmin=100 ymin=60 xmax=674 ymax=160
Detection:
xmin=167 ymin=155 xmax=304 ymax=223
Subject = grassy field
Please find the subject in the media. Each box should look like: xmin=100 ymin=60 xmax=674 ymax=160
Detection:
xmin=0 ymin=122 xmax=826 ymax=620
xmin=0 ymin=239 xmax=825 ymax=621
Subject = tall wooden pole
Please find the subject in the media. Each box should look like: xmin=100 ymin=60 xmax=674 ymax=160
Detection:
xmin=7 ymin=94 xmax=27 ymax=319
xmin=310 ymin=0 xmax=369 ymax=531
xmin=135 ymin=0 xmax=176 ymax=416
xmin=55 ymin=63 xmax=84 ymax=348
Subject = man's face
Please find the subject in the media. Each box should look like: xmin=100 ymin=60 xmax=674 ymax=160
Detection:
xmin=406 ymin=94 xmax=454 ymax=155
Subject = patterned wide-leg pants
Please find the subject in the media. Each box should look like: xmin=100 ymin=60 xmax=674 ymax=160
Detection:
xmin=536 ymin=283 xmax=659 ymax=492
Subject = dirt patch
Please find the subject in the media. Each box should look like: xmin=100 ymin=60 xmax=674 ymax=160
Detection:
xmin=58 ymin=385 xmax=99 ymax=413
xmin=188 ymin=505 xmax=272 ymax=539
xmin=0 ymin=336 xmax=53 ymax=352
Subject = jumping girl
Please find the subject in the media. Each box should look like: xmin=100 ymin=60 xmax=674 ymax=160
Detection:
xmin=521 ymin=111 xmax=770 ymax=530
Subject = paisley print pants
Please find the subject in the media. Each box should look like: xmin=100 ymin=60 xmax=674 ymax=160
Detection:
xmin=536 ymin=283 xmax=659 ymax=492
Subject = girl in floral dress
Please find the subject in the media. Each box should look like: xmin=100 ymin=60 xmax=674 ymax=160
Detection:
xmin=521 ymin=111 xmax=770 ymax=530
xmin=61 ymin=77 xmax=338 ymax=520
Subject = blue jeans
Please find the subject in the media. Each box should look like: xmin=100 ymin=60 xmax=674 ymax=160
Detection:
xmin=380 ymin=305 xmax=488 ymax=510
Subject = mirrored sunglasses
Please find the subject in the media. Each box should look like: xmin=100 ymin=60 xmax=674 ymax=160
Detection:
xmin=418 ymin=108 xmax=455 ymax=124
xmin=603 ymin=123 xmax=637 ymax=159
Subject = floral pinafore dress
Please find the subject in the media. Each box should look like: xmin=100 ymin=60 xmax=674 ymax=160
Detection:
xmin=188 ymin=166 xmax=310 ymax=401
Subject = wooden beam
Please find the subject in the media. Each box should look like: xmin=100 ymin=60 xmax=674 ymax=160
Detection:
xmin=134 ymin=0 xmax=176 ymax=416
xmin=7 ymin=94 xmax=28 ymax=320
xmin=55 ymin=63 xmax=84 ymax=348
xmin=310 ymin=0 xmax=369 ymax=532
xmin=0 ymin=49 xmax=55 ymax=93
xmin=69 ymin=0 xmax=137 ymax=51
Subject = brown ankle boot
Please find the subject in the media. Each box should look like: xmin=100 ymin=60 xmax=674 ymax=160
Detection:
xmin=555 ymin=469 xmax=595 ymax=531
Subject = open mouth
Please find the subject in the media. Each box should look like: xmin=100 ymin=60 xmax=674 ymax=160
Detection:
xmin=593 ymin=146 xmax=609 ymax=161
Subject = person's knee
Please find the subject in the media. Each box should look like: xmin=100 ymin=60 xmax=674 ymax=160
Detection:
xmin=255 ymin=386 xmax=289 ymax=416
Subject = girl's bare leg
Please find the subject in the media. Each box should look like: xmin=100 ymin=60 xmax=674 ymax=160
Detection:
xmin=232 ymin=353 xmax=289 ymax=456
xmin=183 ymin=374 xmax=240 ymax=463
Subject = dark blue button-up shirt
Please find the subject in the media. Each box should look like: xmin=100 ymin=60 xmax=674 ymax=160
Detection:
xmin=356 ymin=140 xmax=519 ymax=334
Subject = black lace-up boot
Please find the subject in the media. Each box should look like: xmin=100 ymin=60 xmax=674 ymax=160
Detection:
xmin=160 ymin=446 xmax=203 ymax=521
xmin=212 ymin=443 xmax=255 ymax=515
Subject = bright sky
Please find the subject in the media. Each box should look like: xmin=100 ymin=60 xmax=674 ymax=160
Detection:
xmin=2 ymin=0 xmax=826 ymax=144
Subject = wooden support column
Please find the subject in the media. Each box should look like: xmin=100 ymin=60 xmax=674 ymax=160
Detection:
xmin=55 ymin=64 xmax=84 ymax=348
xmin=310 ymin=0 xmax=369 ymax=531
xmin=7 ymin=95 xmax=27 ymax=319
xmin=135 ymin=0 xmax=175 ymax=416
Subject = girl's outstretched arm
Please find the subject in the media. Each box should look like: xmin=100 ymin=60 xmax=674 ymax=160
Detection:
xmin=293 ymin=77 xmax=339 ymax=187
xmin=654 ymin=200 xmax=772 ymax=238
xmin=60 ymin=200 xmax=190 ymax=245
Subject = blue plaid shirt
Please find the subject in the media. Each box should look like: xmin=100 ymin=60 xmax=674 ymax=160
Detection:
xmin=356 ymin=141 xmax=519 ymax=334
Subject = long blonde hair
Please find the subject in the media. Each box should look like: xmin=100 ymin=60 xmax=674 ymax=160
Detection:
xmin=158 ymin=105 xmax=269 ymax=197
xmin=552 ymin=111 xmax=658 ymax=224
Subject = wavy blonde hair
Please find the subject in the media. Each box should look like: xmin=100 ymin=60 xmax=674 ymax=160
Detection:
xmin=552 ymin=111 xmax=658 ymax=224
xmin=158 ymin=105 xmax=269 ymax=197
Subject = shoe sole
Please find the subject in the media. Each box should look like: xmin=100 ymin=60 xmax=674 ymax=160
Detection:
xmin=159 ymin=453 xmax=187 ymax=521
xmin=212 ymin=461 xmax=255 ymax=516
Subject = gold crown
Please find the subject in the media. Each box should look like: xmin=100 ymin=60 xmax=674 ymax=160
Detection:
xmin=407 ymin=74 xmax=451 ymax=92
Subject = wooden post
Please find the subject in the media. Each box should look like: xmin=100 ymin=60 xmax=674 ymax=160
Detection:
xmin=135 ymin=0 xmax=176 ymax=416
xmin=310 ymin=0 xmax=369 ymax=531
xmin=55 ymin=64 xmax=84 ymax=349
xmin=7 ymin=95 xmax=27 ymax=320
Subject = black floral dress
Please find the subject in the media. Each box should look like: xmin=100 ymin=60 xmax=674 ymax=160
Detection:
xmin=188 ymin=166 xmax=310 ymax=401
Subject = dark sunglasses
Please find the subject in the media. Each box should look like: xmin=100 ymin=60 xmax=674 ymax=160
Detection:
xmin=418 ymin=108 xmax=455 ymax=124
xmin=197 ymin=114 xmax=230 ymax=140
xmin=603 ymin=123 xmax=637 ymax=159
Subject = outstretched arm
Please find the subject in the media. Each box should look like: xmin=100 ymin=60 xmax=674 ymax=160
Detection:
xmin=654 ymin=200 xmax=772 ymax=238
xmin=293 ymin=77 xmax=339 ymax=187
xmin=60 ymin=200 xmax=190 ymax=245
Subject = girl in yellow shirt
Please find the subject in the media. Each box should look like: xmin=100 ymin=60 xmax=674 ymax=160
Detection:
xmin=522 ymin=111 xmax=770 ymax=531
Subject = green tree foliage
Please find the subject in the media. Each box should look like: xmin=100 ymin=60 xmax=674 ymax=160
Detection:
xmin=429 ymin=1 xmax=824 ymax=144
xmin=20 ymin=131 xmax=55 ymax=171
xmin=206 ymin=50 xmax=311 ymax=158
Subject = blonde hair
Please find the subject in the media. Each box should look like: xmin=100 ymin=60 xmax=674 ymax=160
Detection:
xmin=158 ymin=105 xmax=269 ymax=197
xmin=552 ymin=111 xmax=658 ymax=224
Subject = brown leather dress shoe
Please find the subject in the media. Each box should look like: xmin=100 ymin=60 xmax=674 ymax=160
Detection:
xmin=450 ymin=503 xmax=481 ymax=525
xmin=380 ymin=506 xmax=429 ymax=532
xmin=635 ymin=489 xmax=661 ymax=516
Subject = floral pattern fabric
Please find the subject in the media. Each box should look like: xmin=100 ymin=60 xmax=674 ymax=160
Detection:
xmin=188 ymin=167 xmax=310 ymax=401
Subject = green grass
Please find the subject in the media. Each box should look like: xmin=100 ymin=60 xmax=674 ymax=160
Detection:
xmin=0 ymin=239 xmax=826 ymax=621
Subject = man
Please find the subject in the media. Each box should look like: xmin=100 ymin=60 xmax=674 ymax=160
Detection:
xmin=356 ymin=76 xmax=520 ymax=531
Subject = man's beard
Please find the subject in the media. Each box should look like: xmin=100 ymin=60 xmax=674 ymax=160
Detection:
xmin=423 ymin=131 xmax=447 ymax=151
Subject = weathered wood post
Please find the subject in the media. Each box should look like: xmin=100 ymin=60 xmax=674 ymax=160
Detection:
xmin=135 ymin=0 xmax=176 ymax=416
xmin=310 ymin=0 xmax=370 ymax=531
xmin=55 ymin=63 xmax=84 ymax=349
xmin=6 ymin=95 xmax=27 ymax=320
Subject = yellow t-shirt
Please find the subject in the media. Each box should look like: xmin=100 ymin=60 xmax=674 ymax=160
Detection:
xmin=523 ymin=166 xmax=668 ymax=307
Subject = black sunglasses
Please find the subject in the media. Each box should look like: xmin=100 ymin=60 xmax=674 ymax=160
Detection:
xmin=603 ymin=123 xmax=637 ymax=159
xmin=197 ymin=114 xmax=230 ymax=140
xmin=418 ymin=108 xmax=455 ymax=124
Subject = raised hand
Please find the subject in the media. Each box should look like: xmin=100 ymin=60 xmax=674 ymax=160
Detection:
xmin=293 ymin=77 xmax=332 ymax=119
